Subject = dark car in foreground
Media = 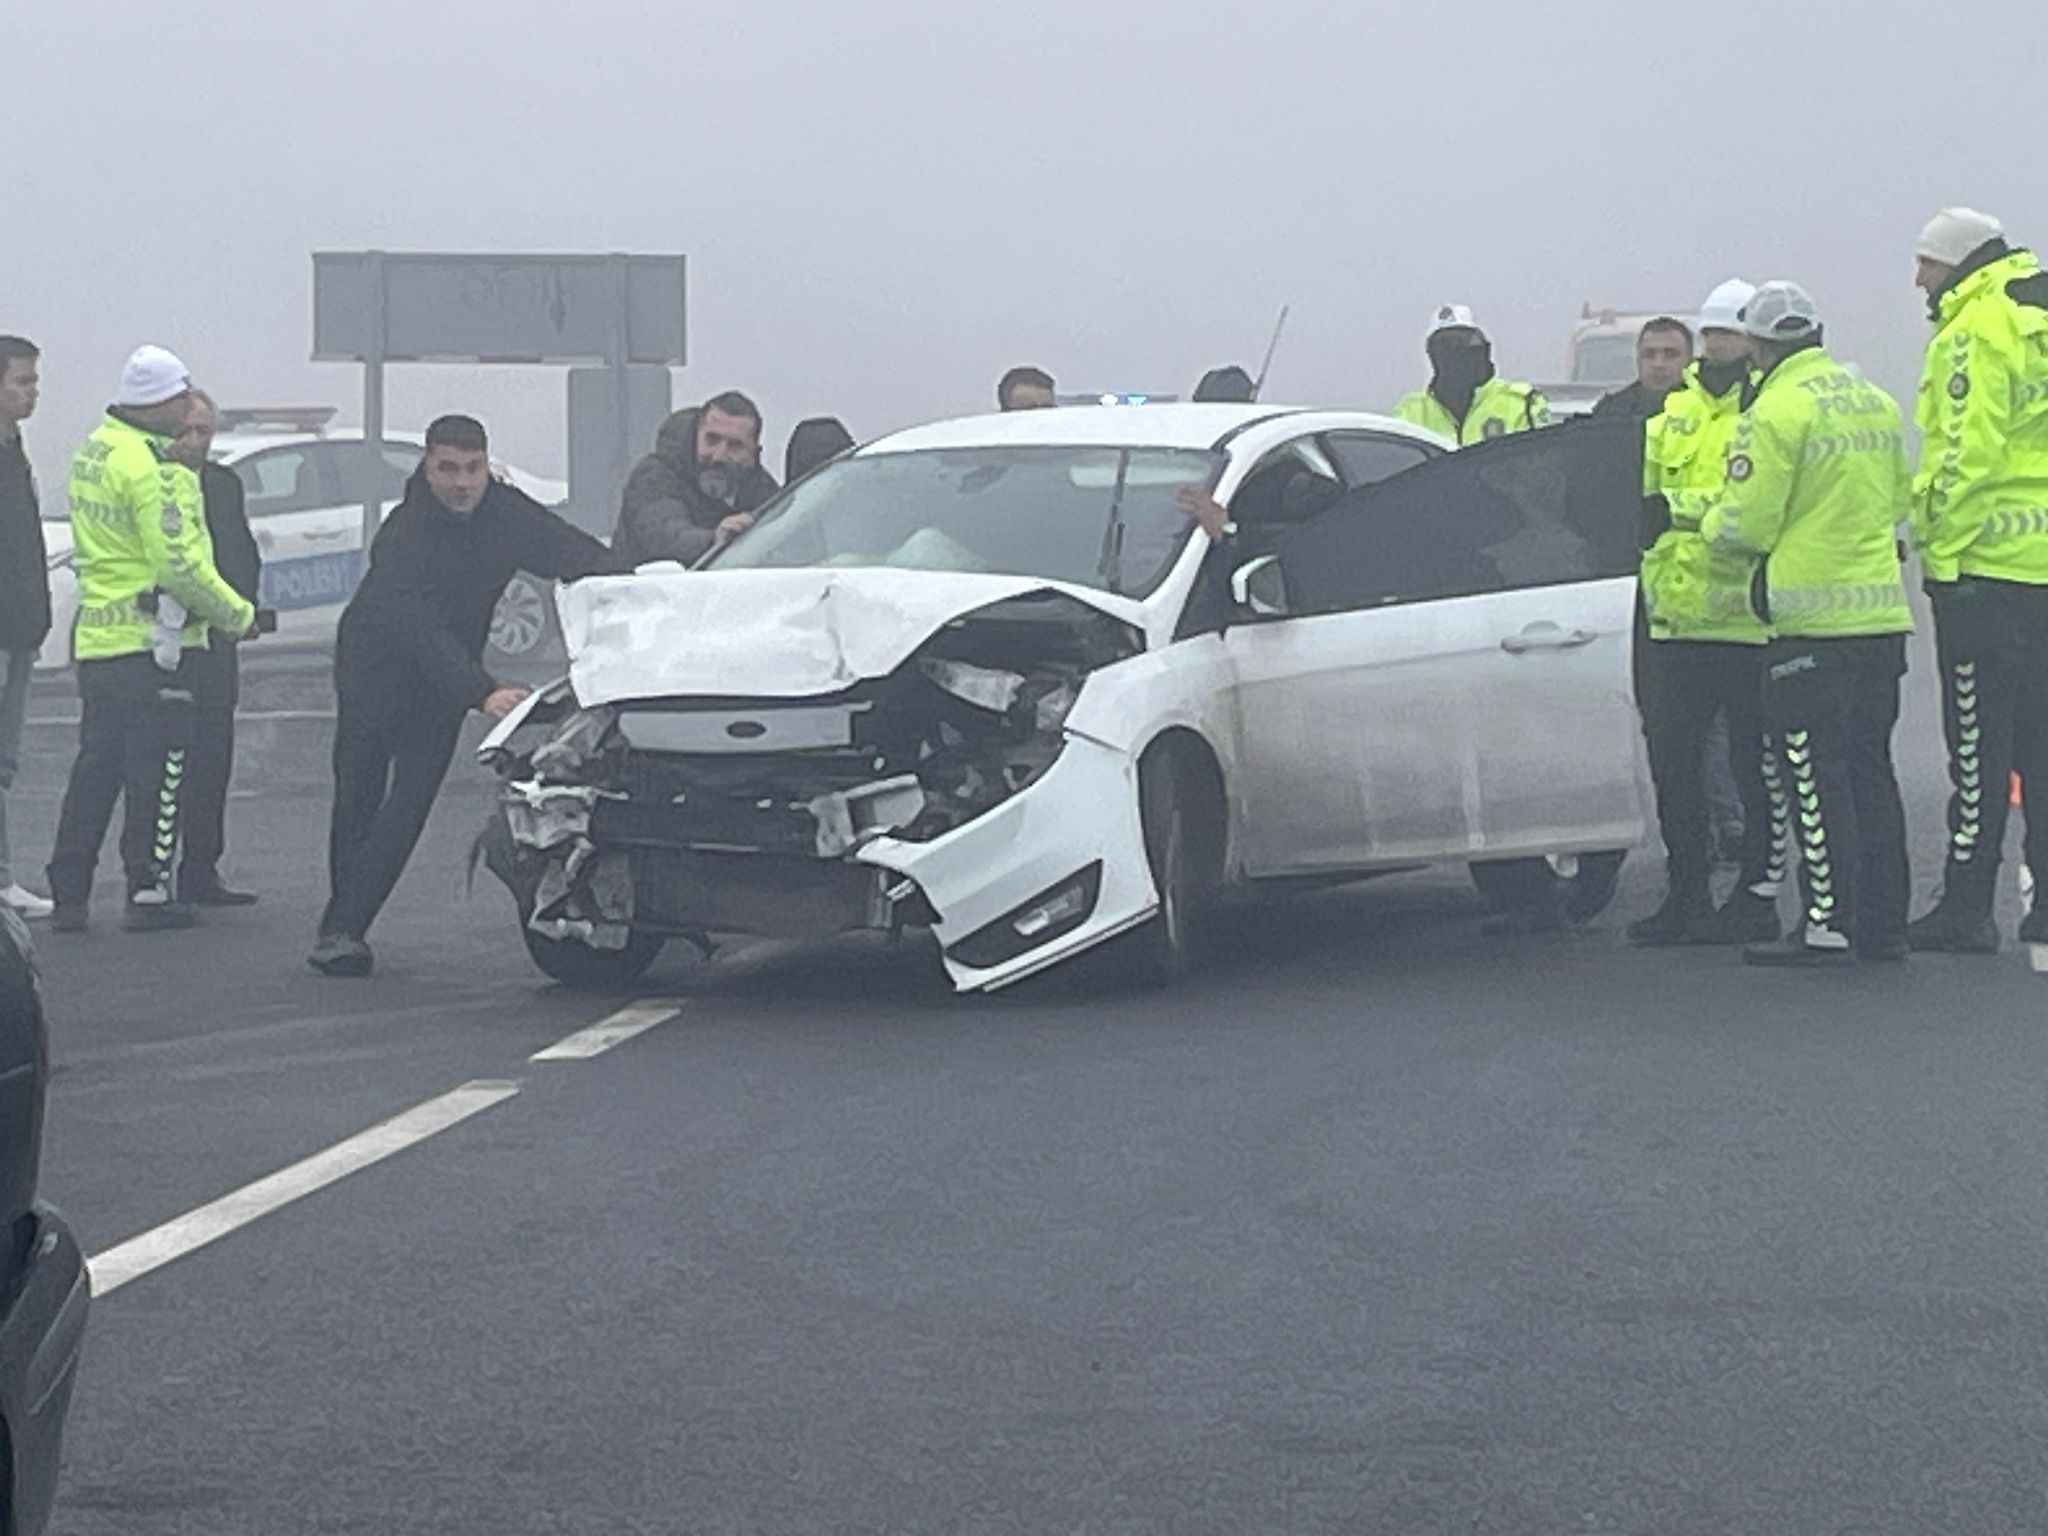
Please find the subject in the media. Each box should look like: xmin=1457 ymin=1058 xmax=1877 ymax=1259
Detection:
xmin=0 ymin=908 xmax=88 ymax=1535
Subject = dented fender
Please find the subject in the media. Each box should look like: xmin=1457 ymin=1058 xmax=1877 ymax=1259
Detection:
xmin=1063 ymin=634 xmax=1235 ymax=756
xmin=856 ymin=732 xmax=1156 ymax=991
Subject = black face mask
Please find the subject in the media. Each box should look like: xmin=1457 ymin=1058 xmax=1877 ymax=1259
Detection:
xmin=1427 ymin=336 xmax=1495 ymax=420
xmin=1697 ymin=356 xmax=1749 ymax=398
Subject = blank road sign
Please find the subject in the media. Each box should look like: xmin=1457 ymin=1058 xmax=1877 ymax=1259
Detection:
xmin=313 ymin=252 xmax=687 ymax=366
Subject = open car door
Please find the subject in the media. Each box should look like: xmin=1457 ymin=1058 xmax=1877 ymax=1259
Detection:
xmin=1223 ymin=416 xmax=1649 ymax=874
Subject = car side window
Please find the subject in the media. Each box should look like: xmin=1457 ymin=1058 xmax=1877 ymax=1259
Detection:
xmin=1269 ymin=418 xmax=1643 ymax=616
xmin=310 ymin=442 xmax=414 ymax=506
xmin=1322 ymin=432 xmax=1435 ymax=488
xmin=380 ymin=442 xmax=422 ymax=493
xmin=1172 ymin=435 xmax=1343 ymax=640
xmin=1225 ymin=438 xmax=1344 ymax=532
xmin=233 ymin=448 xmax=332 ymax=519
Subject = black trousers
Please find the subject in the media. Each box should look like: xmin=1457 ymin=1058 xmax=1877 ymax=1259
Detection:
xmin=321 ymin=655 xmax=466 ymax=941
xmin=179 ymin=642 xmax=240 ymax=883
xmin=46 ymin=652 xmax=198 ymax=904
xmin=1928 ymin=578 xmax=2048 ymax=916
xmin=1638 ymin=639 xmax=1780 ymax=897
xmin=1762 ymin=633 xmax=1910 ymax=949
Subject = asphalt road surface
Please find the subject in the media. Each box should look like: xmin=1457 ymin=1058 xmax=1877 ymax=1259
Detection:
xmin=19 ymin=641 xmax=2048 ymax=1535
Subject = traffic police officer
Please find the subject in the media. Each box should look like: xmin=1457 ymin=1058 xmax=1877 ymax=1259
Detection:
xmin=1630 ymin=278 xmax=1786 ymax=947
xmin=1902 ymin=208 xmax=2048 ymax=955
xmin=1393 ymin=306 xmax=1552 ymax=445
xmin=1698 ymin=284 xmax=1914 ymax=966
xmin=46 ymin=347 xmax=255 ymax=931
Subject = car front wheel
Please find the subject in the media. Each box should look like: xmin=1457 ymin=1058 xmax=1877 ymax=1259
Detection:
xmin=1124 ymin=745 xmax=1224 ymax=988
xmin=520 ymin=926 xmax=666 ymax=990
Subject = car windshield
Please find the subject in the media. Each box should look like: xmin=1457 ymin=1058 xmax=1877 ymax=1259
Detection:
xmin=707 ymin=445 xmax=1218 ymax=598
xmin=1570 ymin=333 xmax=1642 ymax=385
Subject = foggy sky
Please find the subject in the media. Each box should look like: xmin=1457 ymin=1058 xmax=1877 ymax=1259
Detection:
xmin=9 ymin=0 xmax=2040 ymax=485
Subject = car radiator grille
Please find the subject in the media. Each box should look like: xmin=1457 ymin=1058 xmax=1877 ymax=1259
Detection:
xmin=592 ymin=750 xmax=899 ymax=857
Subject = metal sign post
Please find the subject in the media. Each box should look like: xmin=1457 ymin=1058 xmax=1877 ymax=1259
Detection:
xmin=360 ymin=252 xmax=387 ymax=552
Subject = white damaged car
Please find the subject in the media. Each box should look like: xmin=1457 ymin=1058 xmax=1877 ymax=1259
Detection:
xmin=477 ymin=404 xmax=1651 ymax=992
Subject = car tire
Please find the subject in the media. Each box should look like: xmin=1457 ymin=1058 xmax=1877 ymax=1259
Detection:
xmin=1126 ymin=745 xmax=1223 ymax=988
xmin=1469 ymin=851 xmax=1627 ymax=924
xmin=520 ymin=926 xmax=666 ymax=991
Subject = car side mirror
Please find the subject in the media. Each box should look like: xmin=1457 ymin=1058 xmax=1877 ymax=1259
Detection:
xmin=1230 ymin=555 xmax=1290 ymax=618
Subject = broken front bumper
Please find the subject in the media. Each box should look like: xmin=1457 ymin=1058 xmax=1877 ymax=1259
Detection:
xmin=855 ymin=729 xmax=1157 ymax=991
xmin=487 ymin=724 xmax=1156 ymax=992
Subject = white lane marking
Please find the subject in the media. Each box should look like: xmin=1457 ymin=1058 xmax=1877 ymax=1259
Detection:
xmin=27 ymin=708 xmax=337 ymax=728
xmin=87 ymin=1079 xmax=520 ymax=1298
xmin=530 ymin=1001 xmax=683 ymax=1062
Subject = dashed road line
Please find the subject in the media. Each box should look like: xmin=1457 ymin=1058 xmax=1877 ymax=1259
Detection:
xmin=530 ymin=1000 xmax=684 ymax=1062
xmin=87 ymin=1079 xmax=521 ymax=1297
xmin=27 ymin=707 xmax=337 ymax=728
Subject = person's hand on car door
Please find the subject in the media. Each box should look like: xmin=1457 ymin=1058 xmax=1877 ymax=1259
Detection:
xmin=1176 ymin=486 xmax=1232 ymax=544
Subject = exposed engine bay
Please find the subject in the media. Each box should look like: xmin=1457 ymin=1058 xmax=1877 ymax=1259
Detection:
xmin=479 ymin=590 xmax=1143 ymax=953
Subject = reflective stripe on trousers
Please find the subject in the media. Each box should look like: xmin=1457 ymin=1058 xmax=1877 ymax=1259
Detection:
xmin=149 ymin=746 xmax=186 ymax=887
xmin=1782 ymin=727 xmax=1837 ymax=928
xmin=1950 ymin=659 xmax=1984 ymax=864
xmin=1756 ymin=733 xmax=1791 ymax=898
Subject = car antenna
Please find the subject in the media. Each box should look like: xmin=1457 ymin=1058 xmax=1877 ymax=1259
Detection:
xmin=1251 ymin=305 xmax=1291 ymax=401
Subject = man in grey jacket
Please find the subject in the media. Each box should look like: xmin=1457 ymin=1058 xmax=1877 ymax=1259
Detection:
xmin=610 ymin=393 xmax=779 ymax=566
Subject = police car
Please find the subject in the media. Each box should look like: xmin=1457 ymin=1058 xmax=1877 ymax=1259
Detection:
xmin=38 ymin=407 xmax=569 ymax=670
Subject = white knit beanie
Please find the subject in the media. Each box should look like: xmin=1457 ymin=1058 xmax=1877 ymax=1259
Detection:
xmin=1916 ymin=208 xmax=2004 ymax=268
xmin=115 ymin=346 xmax=192 ymax=408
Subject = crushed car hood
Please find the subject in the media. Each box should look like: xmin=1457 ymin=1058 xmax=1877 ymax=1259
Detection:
xmin=560 ymin=567 xmax=1148 ymax=704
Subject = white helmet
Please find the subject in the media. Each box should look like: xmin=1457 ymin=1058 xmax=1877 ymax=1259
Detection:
xmin=1425 ymin=303 xmax=1481 ymax=339
xmin=1697 ymin=279 xmax=1757 ymax=335
xmin=1740 ymin=281 xmax=1822 ymax=343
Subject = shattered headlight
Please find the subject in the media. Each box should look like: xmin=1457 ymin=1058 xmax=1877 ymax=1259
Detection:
xmin=530 ymin=705 xmax=618 ymax=777
xmin=1032 ymin=680 xmax=1080 ymax=736
xmin=921 ymin=657 xmax=1082 ymax=739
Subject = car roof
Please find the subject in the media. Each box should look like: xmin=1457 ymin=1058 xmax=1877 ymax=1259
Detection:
xmin=862 ymin=404 xmax=1435 ymax=456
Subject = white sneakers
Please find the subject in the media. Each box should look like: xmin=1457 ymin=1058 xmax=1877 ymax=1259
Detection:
xmin=1 ymin=884 xmax=54 ymax=920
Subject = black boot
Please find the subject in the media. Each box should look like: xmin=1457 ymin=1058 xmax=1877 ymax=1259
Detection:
xmin=123 ymin=887 xmax=196 ymax=933
xmin=178 ymin=869 xmax=259 ymax=907
xmin=1696 ymin=890 xmax=1781 ymax=946
xmin=1744 ymin=924 xmax=1856 ymax=968
xmin=1627 ymin=886 xmax=1711 ymax=947
xmin=1906 ymin=904 xmax=2000 ymax=954
xmin=309 ymin=931 xmax=374 ymax=978
xmin=2020 ymin=903 xmax=2048 ymax=947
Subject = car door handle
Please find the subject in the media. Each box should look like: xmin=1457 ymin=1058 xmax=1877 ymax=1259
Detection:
xmin=303 ymin=528 xmax=352 ymax=543
xmin=1500 ymin=623 xmax=1598 ymax=654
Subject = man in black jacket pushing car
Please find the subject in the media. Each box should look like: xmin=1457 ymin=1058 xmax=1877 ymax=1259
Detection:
xmin=310 ymin=415 xmax=619 ymax=978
